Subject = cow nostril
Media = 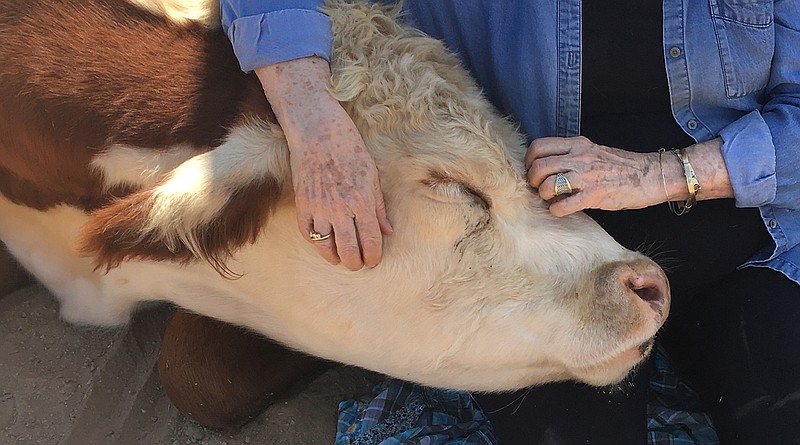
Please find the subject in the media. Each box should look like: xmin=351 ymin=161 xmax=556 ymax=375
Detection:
xmin=626 ymin=272 xmax=669 ymax=318
xmin=633 ymin=285 xmax=660 ymax=304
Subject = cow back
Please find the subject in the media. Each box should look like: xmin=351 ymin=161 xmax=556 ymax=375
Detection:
xmin=0 ymin=0 xmax=267 ymax=210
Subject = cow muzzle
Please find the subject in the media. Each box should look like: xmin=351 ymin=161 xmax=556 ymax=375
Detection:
xmin=568 ymin=259 xmax=670 ymax=385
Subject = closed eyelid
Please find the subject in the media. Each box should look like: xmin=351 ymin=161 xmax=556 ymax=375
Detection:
xmin=422 ymin=170 xmax=491 ymax=209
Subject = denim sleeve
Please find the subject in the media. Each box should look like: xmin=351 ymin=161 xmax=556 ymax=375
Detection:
xmin=220 ymin=0 xmax=332 ymax=73
xmin=719 ymin=0 xmax=800 ymax=211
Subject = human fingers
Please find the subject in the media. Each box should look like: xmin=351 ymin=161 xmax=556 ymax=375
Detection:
xmin=525 ymin=137 xmax=597 ymax=188
xmin=330 ymin=216 xmax=364 ymax=271
xmin=357 ymin=185 xmax=394 ymax=268
xmin=547 ymin=190 xmax=591 ymax=217
xmin=354 ymin=214 xmax=383 ymax=269
xmin=300 ymin=214 xmax=340 ymax=266
xmin=537 ymin=167 xmax=647 ymax=216
xmin=327 ymin=177 xmax=395 ymax=269
xmin=537 ymin=153 xmax=666 ymax=215
xmin=526 ymin=153 xmax=574 ymax=189
xmin=537 ymin=171 xmax=583 ymax=202
xmin=524 ymin=136 xmax=585 ymax=170
xmin=375 ymin=188 xmax=394 ymax=237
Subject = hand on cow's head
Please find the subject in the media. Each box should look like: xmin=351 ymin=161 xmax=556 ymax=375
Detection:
xmin=256 ymin=57 xmax=394 ymax=271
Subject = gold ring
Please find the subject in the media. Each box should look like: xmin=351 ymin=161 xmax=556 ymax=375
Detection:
xmin=554 ymin=173 xmax=573 ymax=196
xmin=309 ymin=230 xmax=332 ymax=242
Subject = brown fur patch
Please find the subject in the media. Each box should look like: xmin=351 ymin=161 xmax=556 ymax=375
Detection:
xmin=0 ymin=0 xmax=271 ymax=211
xmin=157 ymin=309 xmax=327 ymax=431
xmin=1 ymin=0 xmax=282 ymax=269
xmin=79 ymin=176 xmax=283 ymax=277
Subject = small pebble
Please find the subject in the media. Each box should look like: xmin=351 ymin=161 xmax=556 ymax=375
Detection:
xmin=184 ymin=423 xmax=206 ymax=441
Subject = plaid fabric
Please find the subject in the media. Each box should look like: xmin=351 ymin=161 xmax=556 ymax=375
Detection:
xmin=335 ymin=379 xmax=497 ymax=445
xmin=647 ymin=344 xmax=720 ymax=445
xmin=336 ymin=343 xmax=718 ymax=445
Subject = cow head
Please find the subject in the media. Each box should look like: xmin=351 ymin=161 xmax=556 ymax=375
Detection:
xmin=321 ymin=2 xmax=671 ymax=388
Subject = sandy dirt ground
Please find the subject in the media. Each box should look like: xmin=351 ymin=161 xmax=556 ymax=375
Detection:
xmin=0 ymin=248 xmax=381 ymax=445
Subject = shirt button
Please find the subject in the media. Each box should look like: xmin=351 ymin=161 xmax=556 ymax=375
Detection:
xmin=669 ymin=47 xmax=682 ymax=58
xmin=769 ymin=219 xmax=778 ymax=229
xmin=687 ymin=119 xmax=698 ymax=129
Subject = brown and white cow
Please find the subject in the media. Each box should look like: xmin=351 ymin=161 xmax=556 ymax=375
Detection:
xmin=0 ymin=0 xmax=669 ymax=392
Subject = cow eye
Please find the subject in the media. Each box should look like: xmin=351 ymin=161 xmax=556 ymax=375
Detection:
xmin=422 ymin=178 xmax=490 ymax=209
xmin=462 ymin=185 xmax=490 ymax=209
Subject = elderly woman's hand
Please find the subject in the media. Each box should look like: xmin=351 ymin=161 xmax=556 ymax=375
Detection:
xmin=525 ymin=136 xmax=733 ymax=216
xmin=256 ymin=56 xmax=393 ymax=270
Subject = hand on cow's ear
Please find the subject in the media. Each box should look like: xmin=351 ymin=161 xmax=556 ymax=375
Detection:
xmin=255 ymin=57 xmax=393 ymax=270
xmin=524 ymin=136 xmax=671 ymax=216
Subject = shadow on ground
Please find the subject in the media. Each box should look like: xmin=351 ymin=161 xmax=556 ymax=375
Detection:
xmin=0 ymin=281 xmax=380 ymax=445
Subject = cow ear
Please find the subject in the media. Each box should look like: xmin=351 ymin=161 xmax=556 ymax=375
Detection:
xmin=78 ymin=132 xmax=289 ymax=278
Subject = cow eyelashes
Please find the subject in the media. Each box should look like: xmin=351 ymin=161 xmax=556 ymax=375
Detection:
xmin=422 ymin=178 xmax=490 ymax=209
xmin=424 ymin=179 xmax=464 ymax=199
xmin=462 ymin=185 xmax=490 ymax=209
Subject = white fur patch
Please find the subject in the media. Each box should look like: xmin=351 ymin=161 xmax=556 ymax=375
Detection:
xmin=91 ymin=143 xmax=199 ymax=190
xmin=0 ymin=196 xmax=132 ymax=325
xmin=142 ymin=121 xmax=290 ymax=256
xmin=125 ymin=0 xmax=221 ymax=27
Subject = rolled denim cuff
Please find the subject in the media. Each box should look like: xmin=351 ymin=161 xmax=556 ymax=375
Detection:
xmin=719 ymin=110 xmax=777 ymax=208
xmin=226 ymin=9 xmax=332 ymax=73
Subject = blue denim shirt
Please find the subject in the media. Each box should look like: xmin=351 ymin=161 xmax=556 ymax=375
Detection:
xmin=221 ymin=0 xmax=800 ymax=285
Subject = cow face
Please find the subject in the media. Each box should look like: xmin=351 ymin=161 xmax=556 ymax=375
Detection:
xmin=316 ymin=6 xmax=671 ymax=389
xmin=368 ymin=159 xmax=669 ymax=389
xmin=315 ymin=115 xmax=670 ymax=391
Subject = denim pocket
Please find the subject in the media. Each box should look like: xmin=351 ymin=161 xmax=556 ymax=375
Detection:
xmin=709 ymin=0 xmax=775 ymax=98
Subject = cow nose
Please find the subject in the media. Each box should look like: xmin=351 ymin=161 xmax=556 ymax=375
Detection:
xmin=623 ymin=265 xmax=670 ymax=323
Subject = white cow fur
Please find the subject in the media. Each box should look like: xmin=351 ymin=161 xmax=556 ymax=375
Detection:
xmin=0 ymin=0 xmax=669 ymax=391
xmin=125 ymin=0 xmax=220 ymax=27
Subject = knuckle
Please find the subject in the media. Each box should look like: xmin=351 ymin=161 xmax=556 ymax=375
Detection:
xmin=528 ymin=139 xmax=545 ymax=156
xmin=313 ymin=239 xmax=334 ymax=250
xmin=528 ymin=162 xmax=549 ymax=186
xmin=578 ymin=151 xmax=596 ymax=163
xmin=359 ymin=236 xmax=382 ymax=252
xmin=337 ymin=243 xmax=361 ymax=258
xmin=538 ymin=183 xmax=553 ymax=200
xmin=530 ymin=158 xmax=548 ymax=173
